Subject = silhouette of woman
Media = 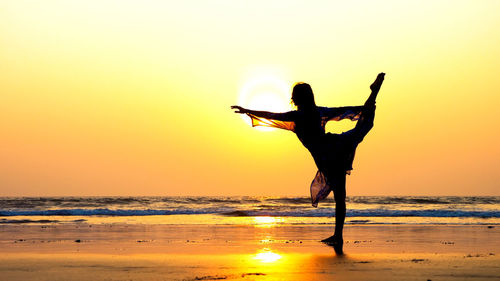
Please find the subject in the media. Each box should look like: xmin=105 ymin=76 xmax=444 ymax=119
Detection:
xmin=232 ymin=73 xmax=385 ymax=253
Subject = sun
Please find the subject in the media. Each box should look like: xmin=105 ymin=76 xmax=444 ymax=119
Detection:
xmin=238 ymin=74 xmax=292 ymax=130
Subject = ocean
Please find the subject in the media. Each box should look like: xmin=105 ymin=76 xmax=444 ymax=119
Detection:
xmin=0 ymin=196 xmax=499 ymax=226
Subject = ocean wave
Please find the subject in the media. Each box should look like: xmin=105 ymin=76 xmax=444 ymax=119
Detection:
xmin=0 ymin=208 xmax=205 ymax=216
xmin=1 ymin=208 xmax=498 ymax=218
xmin=346 ymin=196 xmax=500 ymax=205
xmin=1 ymin=196 xmax=498 ymax=209
xmin=221 ymin=210 xmax=250 ymax=217
xmin=218 ymin=209 xmax=500 ymax=218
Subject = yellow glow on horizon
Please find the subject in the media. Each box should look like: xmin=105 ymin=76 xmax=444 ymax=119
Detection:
xmin=253 ymin=216 xmax=284 ymax=227
xmin=253 ymin=216 xmax=276 ymax=224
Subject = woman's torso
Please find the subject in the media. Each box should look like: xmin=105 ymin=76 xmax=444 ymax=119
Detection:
xmin=293 ymin=108 xmax=325 ymax=153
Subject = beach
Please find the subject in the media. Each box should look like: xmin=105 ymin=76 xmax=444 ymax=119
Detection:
xmin=0 ymin=196 xmax=498 ymax=280
xmin=0 ymin=222 xmax=498 ymax=281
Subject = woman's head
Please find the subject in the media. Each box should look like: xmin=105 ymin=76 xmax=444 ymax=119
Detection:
xmin=292 ymin=82 xmax=316 ymax=110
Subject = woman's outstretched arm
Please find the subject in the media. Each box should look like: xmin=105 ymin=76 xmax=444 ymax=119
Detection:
xmin=320 ymin=106 xmax=364 ymax=122
xmin=231 ymin=106 xmax=296 ymax=121
xmin=321 ymin=106 xmax=363 ymax=118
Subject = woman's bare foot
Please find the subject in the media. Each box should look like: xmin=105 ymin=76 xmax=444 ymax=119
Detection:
xmin=321 ymin=235 xmax=344 ymax=255
xmin=370 ymin=73 xmax=385 ymax=92
xmin=321 ymin=235 xmax=343 ymax=244
xmin=365 ymin=72 xmax=385 ymax=106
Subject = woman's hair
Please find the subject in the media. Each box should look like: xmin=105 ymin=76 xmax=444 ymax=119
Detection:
xmin=292 ymin=82 xmax=316 ymax=110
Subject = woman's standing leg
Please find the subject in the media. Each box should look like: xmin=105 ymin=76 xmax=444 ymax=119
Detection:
xmin=321 ymin=171 xmax=346 ymax=254
xmin=332 ymin=173 xmax=347 ymax=241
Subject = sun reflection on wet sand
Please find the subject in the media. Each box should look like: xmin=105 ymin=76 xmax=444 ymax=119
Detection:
xmin=252 ymin=216 xmax=284 ymax=228
xmin=252 ymin=249 xmax=282 ymax=263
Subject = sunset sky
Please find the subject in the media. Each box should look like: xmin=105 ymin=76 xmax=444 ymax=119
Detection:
xmin=1 ymin=1 xmax=499 ymax=196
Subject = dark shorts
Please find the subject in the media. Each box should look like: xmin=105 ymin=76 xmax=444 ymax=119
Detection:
xmin=322 ymin=107 xmax=375 ymax=175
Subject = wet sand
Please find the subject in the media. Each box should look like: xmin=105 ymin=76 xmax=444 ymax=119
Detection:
xmin=0 ymin=223 xmax=498 ymax=280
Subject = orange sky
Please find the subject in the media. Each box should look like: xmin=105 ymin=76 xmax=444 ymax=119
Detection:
xmin=1 ymin=1 xmax=499 ymax=196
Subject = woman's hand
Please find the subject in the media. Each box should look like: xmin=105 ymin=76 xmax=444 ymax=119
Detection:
xmin=231 ymin=105 xmax=248 ymax=114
